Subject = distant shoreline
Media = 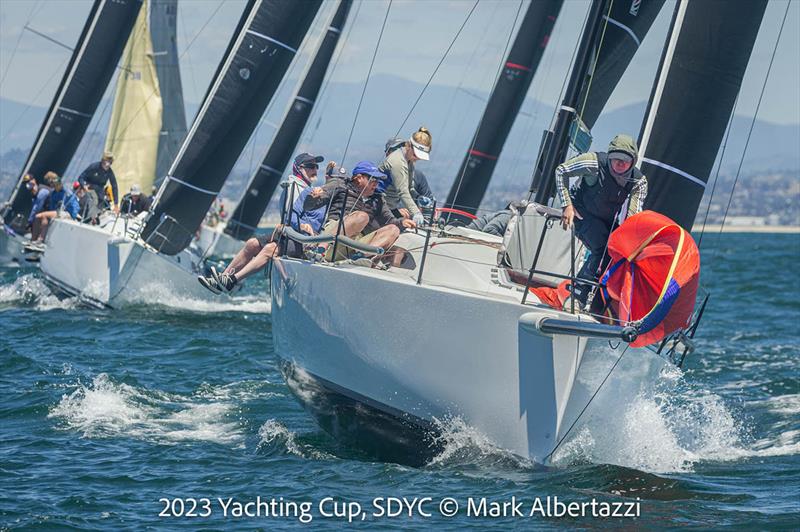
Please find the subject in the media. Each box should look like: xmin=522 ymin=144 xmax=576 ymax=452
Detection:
xmin=694 ymin=225 xmax=800 ymax=234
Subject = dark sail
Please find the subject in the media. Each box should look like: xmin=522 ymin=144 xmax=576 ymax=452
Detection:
xmin=445 ymin=0 xmax=563 ymax=214
xmin=150 ymin=0 xmax=188 ymax=181
xmin=3 ymin=0 xmax=142 ymax=226
xmin=639 ymin=0 xmax=767 ymax=230
xmin=578 ymin=0 xmax=665 ymax=129
xmin=224 ymin=0 xmax=352 ymax=241
xmin=141 ymin=0 xmax=323 ymax=255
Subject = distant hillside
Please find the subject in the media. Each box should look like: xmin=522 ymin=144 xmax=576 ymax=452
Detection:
xmin=2 ymin=73 xmax=798 ymax=212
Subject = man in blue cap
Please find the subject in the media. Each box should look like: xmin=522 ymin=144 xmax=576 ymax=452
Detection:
xmin=304 ymin=160 xmax=417 ymax=262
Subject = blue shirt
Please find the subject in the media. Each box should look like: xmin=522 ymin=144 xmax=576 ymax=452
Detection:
xmin=63 ymin=193 xmax=80 ymax=220
xmin=290 ymin=186 xmax=330 ymax=234
xmin=49 ymin=189 xmax=66 ymax=210
xmin=28 ymin=187 xmax=51 ymax=224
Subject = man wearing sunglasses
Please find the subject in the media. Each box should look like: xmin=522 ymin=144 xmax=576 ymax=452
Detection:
xmin=198 ymin=152 xmax=324 ymax=294
xmin=555 ymin=134 xmax=648 ymax=307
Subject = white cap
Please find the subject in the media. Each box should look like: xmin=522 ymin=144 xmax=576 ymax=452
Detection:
xmin=130 ymin=184 xmax=141 ymax=195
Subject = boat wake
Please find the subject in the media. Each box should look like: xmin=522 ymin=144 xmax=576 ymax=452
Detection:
xmin=117 ymin=284 xmax=271 ymax=314
xmin=0 ymin=273 xmax=77 ymax=310
xmin=48 ymin=373 xmax=259 ymax=447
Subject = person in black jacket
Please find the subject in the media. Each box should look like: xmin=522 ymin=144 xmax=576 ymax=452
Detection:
xmin=78 ymin=151 xmax=119 ymax=213
xmin=120 ymin=184 xmax=152 ymax=215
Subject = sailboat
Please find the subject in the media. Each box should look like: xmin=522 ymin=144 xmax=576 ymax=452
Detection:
xmin=269 ymin=0 xmax=766 ymax=465
xmin=195 ymin=0 xmax=353 ymax=260
xmin=0 ymin=0 xmax=142 ymax=266
xmin=38 ymin=0 xmax=323 ymax=308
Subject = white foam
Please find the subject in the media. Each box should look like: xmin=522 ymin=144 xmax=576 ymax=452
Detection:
xmin=0 ymin=273 xmax=76 ymax=310
xmin=119 ymin=284 xmax=271 ymax=314
xmin=550 ymin=345 xmax=798 ymax=473
xmin=257 ymin=419 xmax=332 ymax=460
xmin=427 ymin=417 xmax=533 ymax=470
xmin=49 ymin=373 xmax=249 ymax=447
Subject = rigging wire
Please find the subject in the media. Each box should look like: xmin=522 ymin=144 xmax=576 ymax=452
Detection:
xmin=711 ymin=0 xmax=790 ymax=261
xmin=0 ymin=0 xmax=42 ymax=89
xmin=306 ymin=0 xmax=363 ymax=147
xmin=446 ymin=0 xmax=525 ymax=212
xmin=341 ymin=0 xmax=392 ymax=164
xmin=393 ymin=0 xmax=480 ymax=137
xmin=544 ymin=343 xmax=631 ymax=463
xmin=696 ymin=93 xmax=739 ymax=250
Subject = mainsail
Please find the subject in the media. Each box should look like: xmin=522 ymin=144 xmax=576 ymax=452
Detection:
xmin=577 ymin=0 xmax=665 ymax=129
xmin=638 ymin=0 xmax=768 ymax=230
xmin=224 ymin=0 xmax=353 ymax=241
xmin=150 ymin=0 xmax=188 ymax=181
xmin=141 ymin=0 xmax=323 ymax=255
xmin=445 ymin=0 xmax=563 ymax=215
xmin=104 ymin=0 xmax=163 ymax=197
xmin=2 ymin=0 xmax=142 ymax=226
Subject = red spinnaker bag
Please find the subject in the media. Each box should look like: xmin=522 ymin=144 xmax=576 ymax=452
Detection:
xmin=601 ymin=211 xmax=700 ymax=347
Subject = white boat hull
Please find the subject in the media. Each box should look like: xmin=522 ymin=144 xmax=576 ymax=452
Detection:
xmin=40 ymin=217 xmax=212 ymax=308
xmin=270 ymin=251 xmax=596 ymax=464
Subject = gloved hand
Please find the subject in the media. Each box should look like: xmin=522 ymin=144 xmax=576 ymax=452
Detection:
xmin=416 ymin=196 xmax=432 ymax=207
xmin=412 ymin=212 xmax=425 ymax=226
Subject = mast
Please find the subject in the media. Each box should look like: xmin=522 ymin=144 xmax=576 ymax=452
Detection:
xmin=638 ymin=0 xmax=768 ymax=230
xmin=531 ymin=0 xmax=609 ymax=204
xmin=150 ymin=0 xmax=188 ymax=181
xmin=2 ymin=0 xmax=142 ymax=226
xmin=140 ymin=0 xmax=323 ymax=255
xmin=224 ymin=0 xmax=353 ymax=241
xmin=104 ymin=0 xmax=163 ymax=197
xmin=445 ymin=0 xmax=563 ymax=215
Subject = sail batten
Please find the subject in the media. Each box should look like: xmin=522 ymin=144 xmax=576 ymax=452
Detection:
xmin=2 ymin=0 xmax=142 ymax=227
xmin=224 ymin=0 xmax=352 ymax=241
xmin=141 ymin=0 xmax=323 ymax=254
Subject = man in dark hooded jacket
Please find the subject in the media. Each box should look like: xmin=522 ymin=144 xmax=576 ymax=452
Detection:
xmin=555 ymin=134 xmax=648 ymax=304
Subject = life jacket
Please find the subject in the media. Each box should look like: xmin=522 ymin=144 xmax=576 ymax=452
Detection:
xmin=573 ymin=152 xmax=643 ymax=223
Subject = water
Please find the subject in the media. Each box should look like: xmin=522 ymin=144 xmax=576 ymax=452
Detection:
xmin=1 ymin=233 xmax=798 ymax=529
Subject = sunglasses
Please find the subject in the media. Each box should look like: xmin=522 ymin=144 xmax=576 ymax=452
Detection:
xmin=301 ymin=163 xmax=319 ymax=170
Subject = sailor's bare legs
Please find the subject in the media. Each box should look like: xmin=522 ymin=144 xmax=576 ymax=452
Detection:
xmin=31 ymin=211 xmax=57 ymax=241
xmin=342 ymin=211 xmax=369 ymax=236
xmin=223 ymin=237 xmax=262 ymax=275
xmin=365 ymin=224 xmax=400 ymax=251
xmin=232 ymin=241 xmax=279 ymax=281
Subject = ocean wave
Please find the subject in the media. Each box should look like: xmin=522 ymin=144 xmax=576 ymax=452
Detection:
xmin=257 ymin=419 xmax=333 ymax=460
xmin=48 ymin=373 xmax=247 ymax=447
xmin=0 ymin=273 xmax=76 ymax=310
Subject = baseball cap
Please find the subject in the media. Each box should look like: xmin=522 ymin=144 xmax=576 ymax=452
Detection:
xmin=72 ymin=181 xmax=81 ymax=191
xmin=130 ymin=184 xmax=141 ymax=195
xmin=384 ymin=136 xmax=405 ymax=154
xmin=294 ymin=152 xmax=324 ymax=167
xmin=326 ymin=163 xmax=349 ymax=178
xmin=351 ymin=161 xmax=387 ymax=180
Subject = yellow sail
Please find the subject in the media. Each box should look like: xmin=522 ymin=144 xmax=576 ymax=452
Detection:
xmin=104 ymin=0 xmax=162 ymax=198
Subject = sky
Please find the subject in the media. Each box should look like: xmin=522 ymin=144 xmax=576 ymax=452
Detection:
xmin=1 ymin=0 xmax=798 ymax=125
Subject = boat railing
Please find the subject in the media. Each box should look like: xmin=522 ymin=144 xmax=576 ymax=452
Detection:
xmin=282 ymin=227 xmax=384 ymax=255
xmin=140 ymin=214 xmax=192 ymax=253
